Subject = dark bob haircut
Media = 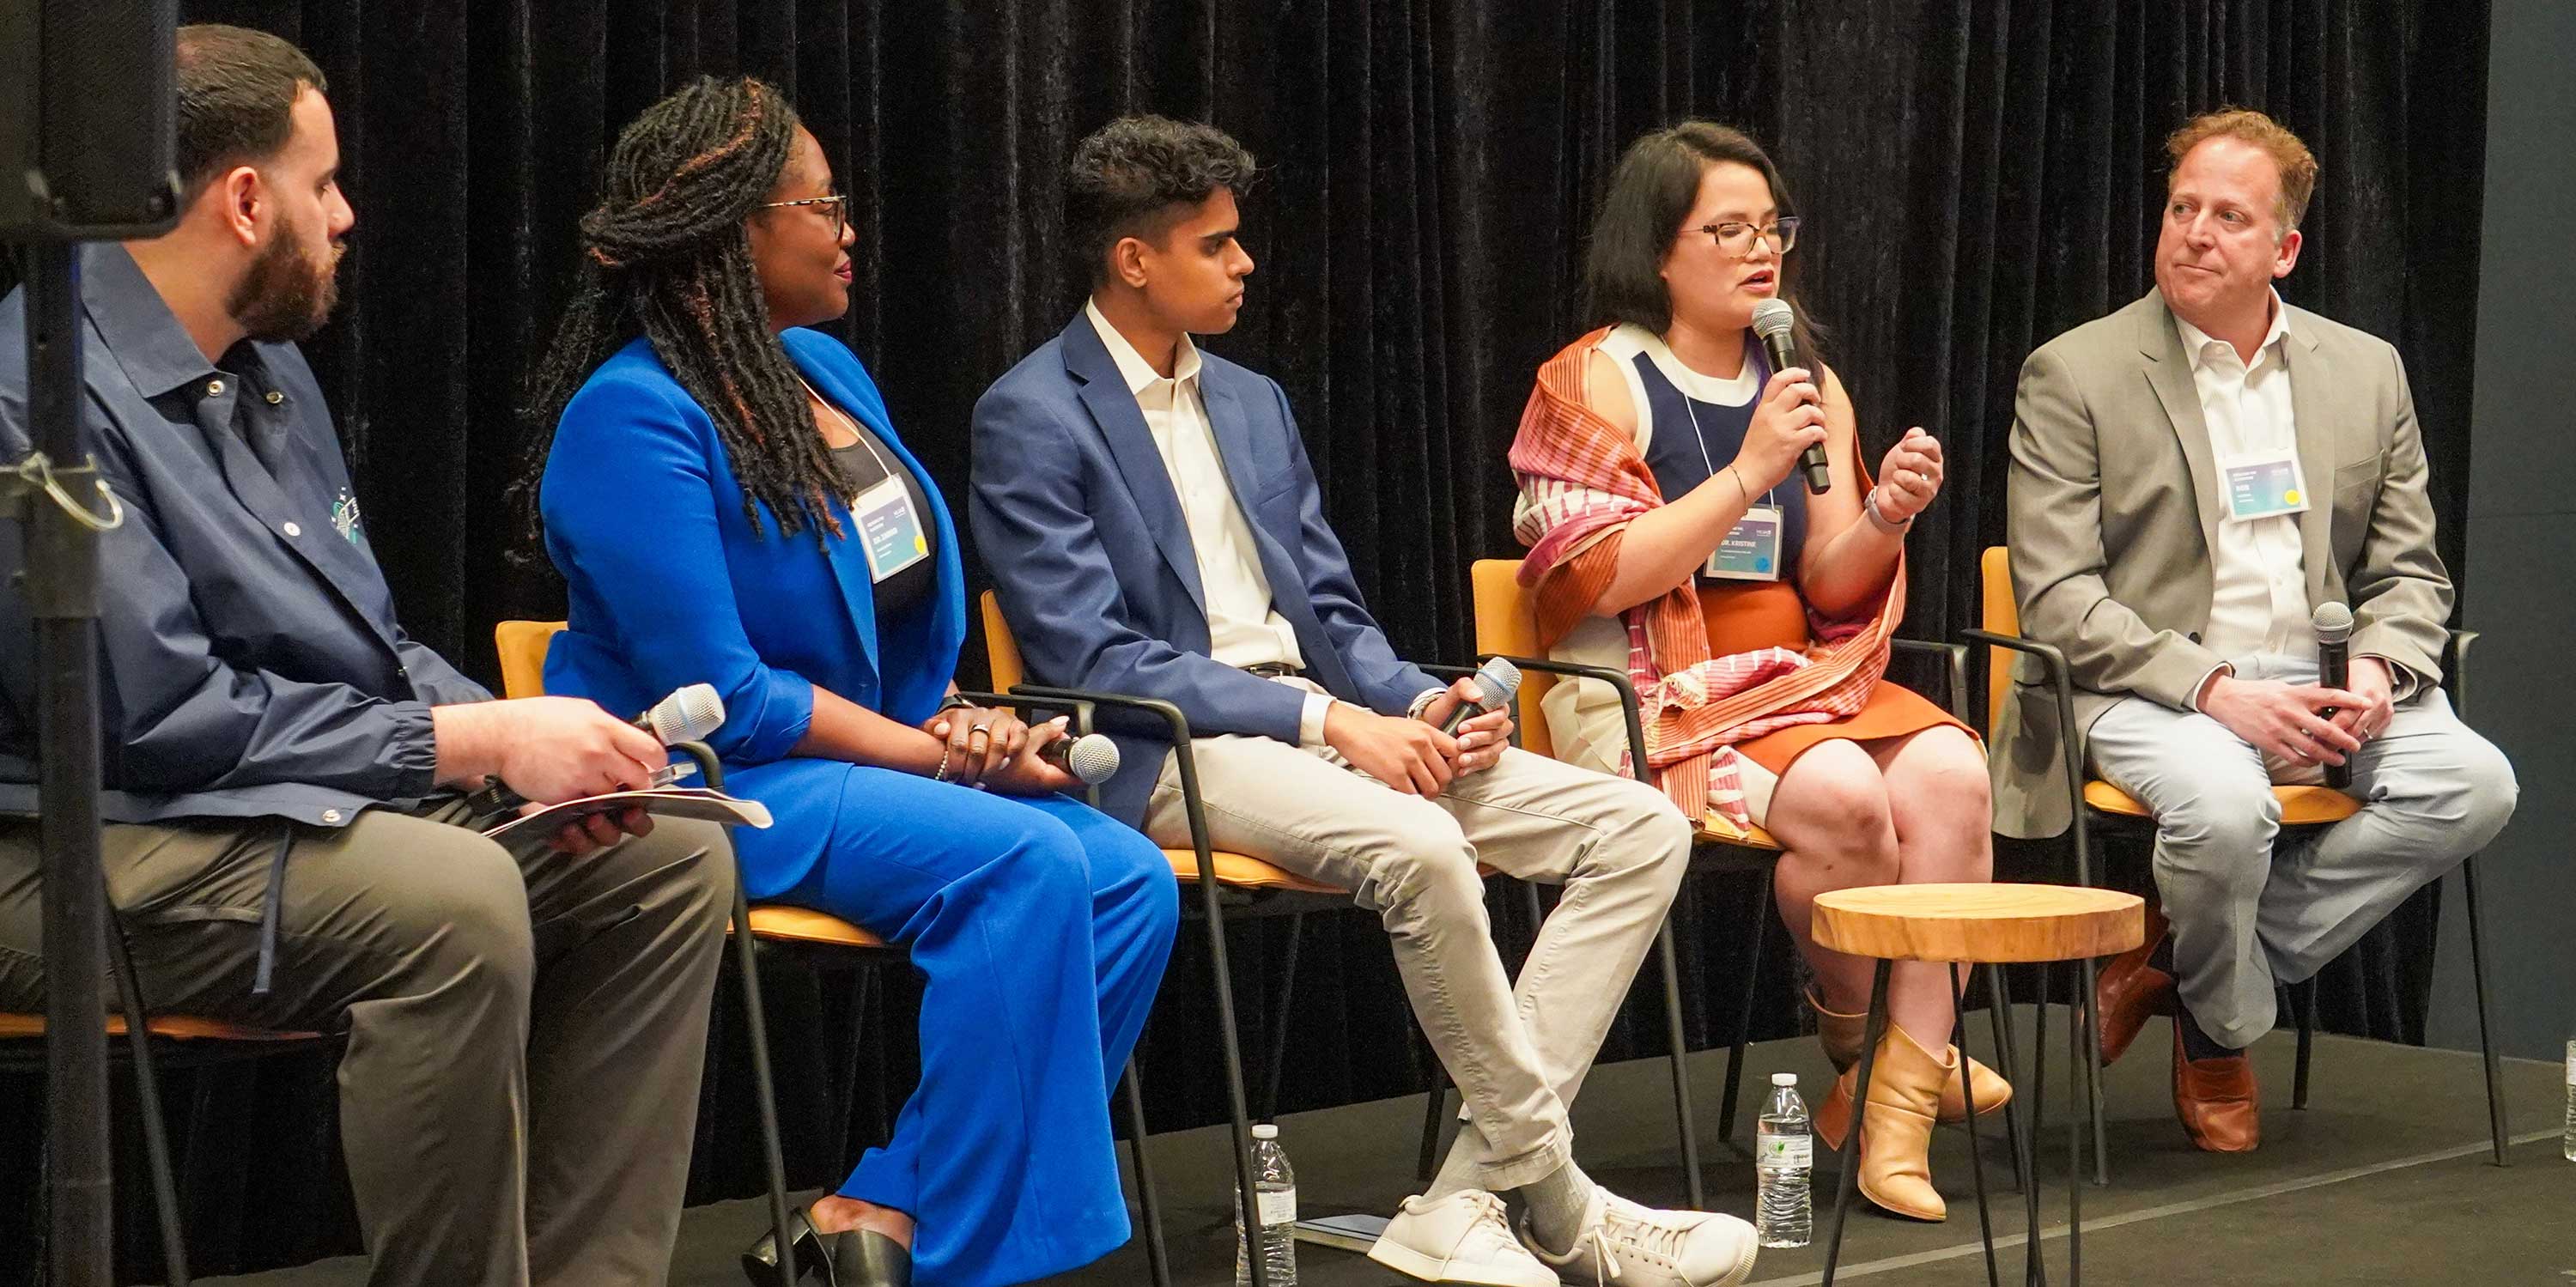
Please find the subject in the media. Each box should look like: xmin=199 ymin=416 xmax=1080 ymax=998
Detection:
xmin=173 ymin=24 xmax=328 ymax=202
xmin=1066 ymin=114 xmax=1255 ymax=288
xmin=1583 ymin=120 xmax=1823 ymax=367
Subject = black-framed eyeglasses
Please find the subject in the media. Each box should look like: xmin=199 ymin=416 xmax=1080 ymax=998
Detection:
xmin=760 ymin=192 xmax=851 ymax=228
xmin=1694 ymin=216 xmax=1800 ymax=257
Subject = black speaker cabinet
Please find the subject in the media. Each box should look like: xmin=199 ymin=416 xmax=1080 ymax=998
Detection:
xmin=0 ymin=0 xmax=180 ymax=240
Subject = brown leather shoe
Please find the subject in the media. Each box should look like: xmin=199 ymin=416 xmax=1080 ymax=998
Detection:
xmin=2171 ymin=1023 xmax=2260 ymax=1152
xmin=2093 ymin=902 xmax=2172 ymax=1066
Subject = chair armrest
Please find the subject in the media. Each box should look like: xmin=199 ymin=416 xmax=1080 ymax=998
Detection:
xmin=1006 ymin=683 xmax=1222 ymax=866
xmin=2444 ymin=628 xmax=2475 ymax=719
xmin=1888 ymin=637 xmax=1971 ymax=726
xmin=951 ymin=689 xmax=1096 ymax=736
xmin=1475 ymin=654 xmax=1652 ymax=789
xmin=1959 ymin=628 xmax=2094 ymax=881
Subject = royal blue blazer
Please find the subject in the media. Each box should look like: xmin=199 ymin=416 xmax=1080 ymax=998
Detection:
xmin=969 ymin=313 xmax=1439 ymax=826
xmin=540 ymin=329 xmax=966 ymax=898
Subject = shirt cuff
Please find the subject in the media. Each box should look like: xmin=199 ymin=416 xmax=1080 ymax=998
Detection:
xmin=1405 ymin=685 xmax=1448 ymax=721
xmin=2186 ymin=663 xmax=2233 ymax=713
xmin=1297 ymin=690 xmax=1335 ymax=749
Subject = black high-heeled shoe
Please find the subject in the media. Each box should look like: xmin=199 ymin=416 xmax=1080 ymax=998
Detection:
xmin=741 ymin=1207 xmax=913 ymax=1287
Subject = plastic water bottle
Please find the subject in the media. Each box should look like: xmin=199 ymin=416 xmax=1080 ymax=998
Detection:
xmin=1233 ymin=1122 xmax=1297 ymax=1287
xmin=1756 ymin=1071 xmax=1814 ymax=1248
xmin=2562 ymin=1039 xmax=2574 ymax=1163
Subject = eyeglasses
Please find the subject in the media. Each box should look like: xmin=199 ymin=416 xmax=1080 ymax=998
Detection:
xmin=759 ymin=192 xmax=851 ymax=229
xmin=1694 ymin=216 xmax=1800 ymax=257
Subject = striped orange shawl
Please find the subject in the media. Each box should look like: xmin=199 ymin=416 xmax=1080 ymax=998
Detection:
xmin=1508 ymin=328 xmax=1904 ymax=830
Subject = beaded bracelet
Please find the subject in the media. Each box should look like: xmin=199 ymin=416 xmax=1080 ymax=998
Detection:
xmin=933 ymin=744 xmax=955 ymax=782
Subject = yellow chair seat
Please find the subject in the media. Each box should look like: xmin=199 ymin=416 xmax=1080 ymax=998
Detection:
xmin=2081 ymin=780 xmax=2360 ymax=826
xmin=1167 ymin=848 xmax=1346 ymax=895
xmin=739 ymin=905 xmax=889 ymax=950
xmin=0 ymin=1013 xmax=319 ymax=1041
xmin=1695 ymin=822 xmax=1783 ymax=850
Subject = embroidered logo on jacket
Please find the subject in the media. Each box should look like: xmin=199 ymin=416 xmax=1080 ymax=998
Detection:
xmin=331 ymin=489 xmax=364 ymax=545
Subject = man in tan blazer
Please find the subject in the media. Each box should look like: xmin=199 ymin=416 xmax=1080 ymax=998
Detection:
xmin=1996 ymin=109 xmax=2516 ymax=1152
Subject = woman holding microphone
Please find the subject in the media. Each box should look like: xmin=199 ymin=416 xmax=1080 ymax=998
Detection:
xmin=520 ymin=76 xmax=1176 ymax=1287
xmin=1509 ymin=121 xmax=2005 ymax=1223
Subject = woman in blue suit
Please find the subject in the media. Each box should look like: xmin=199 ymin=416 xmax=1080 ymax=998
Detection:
xmin=519 ymin=77 xmax=1177 ymax=1287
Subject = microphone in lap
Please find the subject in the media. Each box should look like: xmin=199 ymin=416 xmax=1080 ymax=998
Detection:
xmin=471 ymin=683 xmax=726 ymax=812
xmin=634 ymin=682 xmax=725 ymax=745
xmin=1438 ymin=656 xmax=1523 ymax=735
xmin=1752 ymin=298 xmax=1831 ymax=494
xmin=2311 ymin=602 xmax=2353 ymax=790
xmin=1040 ymin=731 xmax=1121 ymax=785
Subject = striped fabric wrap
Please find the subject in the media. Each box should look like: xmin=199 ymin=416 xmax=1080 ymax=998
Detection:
xmin=1508 ymin=327 xmax=1904 ymax=831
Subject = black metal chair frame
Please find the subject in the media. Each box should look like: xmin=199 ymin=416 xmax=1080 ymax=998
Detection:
xmin=1959 ymin=625 xmax=2510 ymax=1186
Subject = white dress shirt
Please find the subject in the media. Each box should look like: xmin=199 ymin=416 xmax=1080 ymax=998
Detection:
xmin=2173 ymin=292 xmax=2312 ymax=699
xmin=1085 ymin=301 xmax=1340 ymax=744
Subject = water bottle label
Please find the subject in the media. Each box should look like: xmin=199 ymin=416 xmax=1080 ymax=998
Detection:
xmin=1258 ymin=1187 xmax=1297 ymax=1226
xmin=1759 ymin=1132 xmax=1812 ymax=1168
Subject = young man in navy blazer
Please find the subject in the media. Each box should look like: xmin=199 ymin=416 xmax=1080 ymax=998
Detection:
xmin=971 ymin=116 xmax=1757 ymax=1287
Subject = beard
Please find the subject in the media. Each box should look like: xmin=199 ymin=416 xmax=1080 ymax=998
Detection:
xmin=229 ymin=210 xmax=343 ymax=343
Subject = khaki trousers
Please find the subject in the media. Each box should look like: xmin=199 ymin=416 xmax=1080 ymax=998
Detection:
xmin=1144 ymin=724 xmax=1692 ymax=1192
xmin=0 ymin=798 xmax=733 ymax=1287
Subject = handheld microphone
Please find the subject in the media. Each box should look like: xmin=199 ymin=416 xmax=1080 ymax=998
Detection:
xmin=634 ymin=683 xmax=726 ymax=746
xmin=1438 ymin=656 xmax=1523 ymax=734
xmin=2311 ymin=603 xmax=2353 ymax=789
xmin=1040 ymin=731 xmax=1121 ymax=786
xmin=471 ymin=683 xmax=728 ymax=816
xmin=1751 ymin=299 xmax=1830 ymax=494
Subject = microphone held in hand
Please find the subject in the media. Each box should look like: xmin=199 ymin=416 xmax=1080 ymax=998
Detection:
xmin=1438 ymin=656 xmax=1523 ymax=735
xmin=2312 ymin=602 xmax=2353 ymax=789
xmin=1752 ymin=299 xmax=1830 ymax=495
xmin=1039 ymin=731 xmax=1121 ymax=786
xmin=633 ymin=683 xmax=726 ymax=746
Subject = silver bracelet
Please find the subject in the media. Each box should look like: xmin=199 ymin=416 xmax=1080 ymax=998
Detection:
xmin=1864 ymin=483 xmax=1912 ymax=534
xmin=932 ymin=744 xmax=954 ymax=782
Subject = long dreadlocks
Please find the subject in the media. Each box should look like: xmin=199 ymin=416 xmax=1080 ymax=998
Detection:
xmin=517 ymin=76 xmax=845 ymax=554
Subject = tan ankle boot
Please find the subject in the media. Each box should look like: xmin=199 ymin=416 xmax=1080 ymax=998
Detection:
xmin=1809 ymin=989 xmax=2013 ymax=1125
xmin=1811 ymin=1023 xmax=1952 ymax=1221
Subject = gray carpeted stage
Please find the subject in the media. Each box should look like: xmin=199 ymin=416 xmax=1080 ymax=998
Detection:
xmin=204 ymin=1009 xmax=2574 ymax=1286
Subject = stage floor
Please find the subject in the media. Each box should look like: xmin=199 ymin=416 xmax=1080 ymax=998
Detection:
xmin=205 ymin=1008 xmax=2573 ymax=1286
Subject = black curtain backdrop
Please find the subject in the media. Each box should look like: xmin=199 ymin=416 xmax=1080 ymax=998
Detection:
xmin=0 ymin=2 xmax=2491 ymax=1277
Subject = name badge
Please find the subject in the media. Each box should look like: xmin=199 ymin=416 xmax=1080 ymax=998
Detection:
xmin=853 ymin=477 xmax=929 ymax=584
xmin=1704 ymin=504 xmax=1783 ymax=581
xmin=2220 ymin=450 xmax=2309 ymax=523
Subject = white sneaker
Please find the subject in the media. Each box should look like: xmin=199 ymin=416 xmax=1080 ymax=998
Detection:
xmin=1518 ymin=1189 xmax=1759 ymax=1287
xmin=1368 ymin=1190 xmax=1561 ymax=1287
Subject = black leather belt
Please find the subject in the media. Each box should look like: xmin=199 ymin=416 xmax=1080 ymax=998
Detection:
xmin=1241 ymin=662 xmax=1302 ymax=679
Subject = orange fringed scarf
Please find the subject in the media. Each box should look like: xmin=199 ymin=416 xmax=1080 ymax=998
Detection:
xmin=1508 ymin=328 xmax=1905 ymax=829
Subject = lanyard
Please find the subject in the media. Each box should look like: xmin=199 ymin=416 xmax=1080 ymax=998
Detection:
xmin=799 ymin=375 xmax=896 ymax=491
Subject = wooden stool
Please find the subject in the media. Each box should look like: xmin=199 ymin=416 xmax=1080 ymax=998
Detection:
xmin=1812 ymin=883 xmax=2144 ymax=1287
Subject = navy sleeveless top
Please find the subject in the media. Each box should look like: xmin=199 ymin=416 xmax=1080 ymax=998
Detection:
xmin=1631 ymin=340 xmax=1809 ymax=582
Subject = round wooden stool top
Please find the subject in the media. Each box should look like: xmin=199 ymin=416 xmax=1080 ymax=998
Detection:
xmin=1812 ymin=883 xmax=2145 ymax=964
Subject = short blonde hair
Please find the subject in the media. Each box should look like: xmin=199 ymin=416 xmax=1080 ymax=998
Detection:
xmin=2165 ymin=108 xmax=2318 ymax=234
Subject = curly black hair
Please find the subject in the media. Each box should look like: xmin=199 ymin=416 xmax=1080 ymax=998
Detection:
xmin=514 ymin=76 xmax=846 ymax=557
xmin=1065 ymin=114 xmax=1255 ymax=289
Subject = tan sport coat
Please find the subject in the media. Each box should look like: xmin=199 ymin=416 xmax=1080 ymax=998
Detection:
xmin=1990 ymin=290 xmax=2452 ymax=840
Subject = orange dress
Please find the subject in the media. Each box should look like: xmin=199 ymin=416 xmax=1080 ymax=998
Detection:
xmin=1701 ymin=580 xmax=1970 ymax=780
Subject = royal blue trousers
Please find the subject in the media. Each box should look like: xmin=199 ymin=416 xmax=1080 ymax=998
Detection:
xmin=780 ymin=766 xmax=1178 ymax=1287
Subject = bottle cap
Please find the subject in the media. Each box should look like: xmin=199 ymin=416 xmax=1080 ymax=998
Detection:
xmin=1252 ymin=1123 xmax=1279 ymax=1139
xmin=1771 ymin=1071 xmax=1798 ymax=1087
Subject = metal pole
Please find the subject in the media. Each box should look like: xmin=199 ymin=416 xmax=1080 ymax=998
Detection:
xmin=25 ymin=240 xmax=114 ymax=1287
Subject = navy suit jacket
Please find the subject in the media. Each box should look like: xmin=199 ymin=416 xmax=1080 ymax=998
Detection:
xmin=969 ymin=312 xmax=1437 ymax=826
